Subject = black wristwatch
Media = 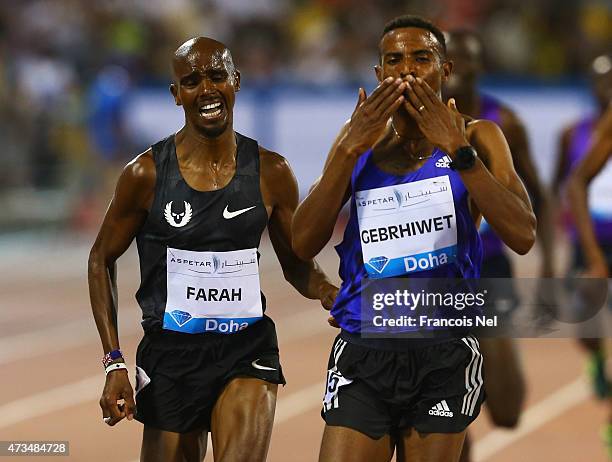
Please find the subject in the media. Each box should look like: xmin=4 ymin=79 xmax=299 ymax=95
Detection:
xmin=449 ymin=146 xmax=477 ymax=171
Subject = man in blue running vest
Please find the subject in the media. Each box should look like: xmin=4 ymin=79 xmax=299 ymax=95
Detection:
xmin=293 ymin=15 xmax=536 ymax=462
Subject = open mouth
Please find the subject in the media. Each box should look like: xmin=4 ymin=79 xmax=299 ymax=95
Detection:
xmin=199 ymin=101 xmax=224 ymax=120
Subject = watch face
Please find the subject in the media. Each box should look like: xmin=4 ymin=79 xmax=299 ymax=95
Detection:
xmin=451 ymin=146 xmax=476 ymax=170
xmin=459 ymin=147 xmax=476 ymax=161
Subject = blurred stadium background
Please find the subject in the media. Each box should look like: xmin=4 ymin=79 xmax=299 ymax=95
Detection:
xmin=1 ymin=0 xmax=611 ymax=461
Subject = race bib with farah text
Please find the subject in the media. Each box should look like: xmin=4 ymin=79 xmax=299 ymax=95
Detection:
xmin=163 ymin=247 xmax=262 ymax=334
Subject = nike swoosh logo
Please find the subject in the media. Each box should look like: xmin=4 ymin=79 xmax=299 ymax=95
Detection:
xmin=251 ymin=359 xmax=277 ymax=371
xmin=223 ymin=205 xmax=256 ymax=219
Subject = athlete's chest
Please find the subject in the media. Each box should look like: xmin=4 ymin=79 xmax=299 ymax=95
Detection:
xmin=149 ymin=174 xmax=267 ymax=247
xmin=178 ymin=163 xmax=236 ymax=191
xmin=357 ymin=153 xmax=468 ymax=200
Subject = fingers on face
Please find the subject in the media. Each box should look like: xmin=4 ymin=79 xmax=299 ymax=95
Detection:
xmin=368 ymin=78 xmax=401 ymax=110
xmin=354 ymin=88 xmax=367 ymax=112
xmin=405 ymin=79 xmax=426 ymax=113
xmin=381 ymin=93 xmax=406 ymax=119
xmin=373 ymin=79 xmax=405 ymax=111
xmin=377 ymin=81 xmax=406 ymax=115
xmin=403 ymin=99 xmax=423 ymax=121
xmin=410 ymin=79 xmax=436 ymax=112
xmin=405 ymin=77 xmax=443 ymax=115
xmin=417 ymin=77 xmax=440 ymax=106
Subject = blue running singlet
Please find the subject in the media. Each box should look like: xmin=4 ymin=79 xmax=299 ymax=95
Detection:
xmin=331 ymin=148 xmax=482 ymax=334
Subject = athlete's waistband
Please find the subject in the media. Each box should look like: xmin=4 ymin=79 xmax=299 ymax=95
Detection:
xmin=142 ymin=315 xmax=275 ymax=344
xmin=340 ymin=329 xmax=467 ymax=351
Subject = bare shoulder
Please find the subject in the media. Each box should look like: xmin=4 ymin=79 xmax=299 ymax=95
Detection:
xmin=122 ymin=148 xmax=156 ymax=186
xmin=115 ymin=148 xmax=156 ymax=210
xmin=466 ymin=118 xmax=505 ymax=141
xmin=259 ymin=145 xmax=294 ymax=181
xmin=258 ymin=146 xmax=298 ymax=208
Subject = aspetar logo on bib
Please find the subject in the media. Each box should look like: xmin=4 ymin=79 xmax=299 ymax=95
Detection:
xmin=164 ymin=200 xmax=193 ymax=227
xmin=355 ymin=190 xmax=400 ymax=213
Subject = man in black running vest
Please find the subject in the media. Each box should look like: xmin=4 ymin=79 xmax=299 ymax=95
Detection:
xmin=88 ymin=37 xmax=338 ymax=462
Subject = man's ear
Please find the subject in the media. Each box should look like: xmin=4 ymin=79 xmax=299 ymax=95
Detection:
xmin=442 ymin=60 xmax=453 ymax=82
xmin=170 ymin=83 xmax=181 ymax=106
xmin=234 ymin=70 xmax=241 ymax=92
xmin=374 ymin=64 xmax=383 ymax=83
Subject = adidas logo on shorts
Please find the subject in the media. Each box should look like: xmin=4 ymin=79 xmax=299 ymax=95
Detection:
xmin=435 ymin=155 xmax=452 ymax=168
xmin=428 ymin=400 xmax=454 ymax=417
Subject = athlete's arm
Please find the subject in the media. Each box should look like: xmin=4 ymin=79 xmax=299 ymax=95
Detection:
xmin=292 ymin=78 xmax=406 ymax=259
xmin=566 ymin=108 xmax=612 ymax=277
xmin=88 ymin=150 xmax=155 ymax=425
xmin=404 ymin=76 xmax=536 ymax=255
xmin=501 ymin=109 xmax=554 ymax=275
xmin=260 ymin=148 xmax=338 ymax=308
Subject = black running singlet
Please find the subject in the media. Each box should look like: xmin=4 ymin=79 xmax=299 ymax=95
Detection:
xmin=135 ymin=132 xmax=268 ymax=333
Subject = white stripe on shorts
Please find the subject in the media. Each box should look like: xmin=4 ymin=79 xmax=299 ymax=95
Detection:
xmin=461 ymin=336 xmax=483 ymax=416
xmin=323 ymin=338 xmax=350 ymax=412
xmin=333 ymin=338 xmax=346 ymax=364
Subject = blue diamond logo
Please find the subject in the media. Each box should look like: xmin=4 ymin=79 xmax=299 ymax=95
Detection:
xmin=367 ymin=256 xmax=389 ymax=274
xmin=170 ymin=310 xmax=193 ymax=327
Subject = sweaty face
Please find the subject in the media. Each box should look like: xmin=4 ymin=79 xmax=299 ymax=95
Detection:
xmin=172 ymin=42 xmax=239 ymax=138
xmin=377 ymin=27 xmax=449 ymax=98
xmin=444 ymin=34 xmax=481 ymax=98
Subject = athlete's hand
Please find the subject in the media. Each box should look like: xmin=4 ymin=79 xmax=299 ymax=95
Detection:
xmin=403 ymin=76 xmax=468 ymax=155
xmin=337 ymin=77 xmax=406 ymax=157
xmin=319 ymin=282 xmax=340 ymax=329
xmin=100 ymin=369 xmax=136 ymax=426
xmin=319 ymin=282 xmax=339 ymax=311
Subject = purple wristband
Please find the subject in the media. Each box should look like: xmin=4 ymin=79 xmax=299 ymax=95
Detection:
xmin=102 ymin=349 xmax=124 ymax=368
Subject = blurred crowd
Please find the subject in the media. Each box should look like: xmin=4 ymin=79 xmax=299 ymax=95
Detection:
xmin=0 ymin=0 xmax=610 ymax=230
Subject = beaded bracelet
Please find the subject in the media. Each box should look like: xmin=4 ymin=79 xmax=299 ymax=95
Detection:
xmin=102 ymin=349 xmax=124 ymax=368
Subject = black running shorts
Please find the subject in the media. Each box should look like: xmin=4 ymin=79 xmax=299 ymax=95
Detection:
xmin=134 ymin=315 xmax=285 ymax=433
xmin=321 ymin=333 xmax=485 ymax=439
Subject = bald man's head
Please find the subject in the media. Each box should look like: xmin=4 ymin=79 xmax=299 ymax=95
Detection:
xmin=169 ymin=37 xmax=241 ymax=138
xmin=172 ymin=37 xmax=237 ymax=85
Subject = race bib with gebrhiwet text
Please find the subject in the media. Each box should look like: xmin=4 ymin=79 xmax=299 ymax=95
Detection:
xmin=356 ymin=175 xmax=458 ymax=278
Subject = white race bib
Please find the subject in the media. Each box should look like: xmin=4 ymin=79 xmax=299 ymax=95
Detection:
xmin=356 ymin=176 xmax=457 ymax=278
xmin=163 ymin=247 xmax=262 ymax=334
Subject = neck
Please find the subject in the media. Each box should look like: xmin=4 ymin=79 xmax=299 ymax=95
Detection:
xmin=391 ymin=113 xmax=424 ymax=140
xmin=176 ymin=124 xmax=236 ymax=164
xmin=389 ymin=115 xmax=434 ymax=161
